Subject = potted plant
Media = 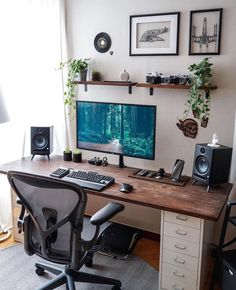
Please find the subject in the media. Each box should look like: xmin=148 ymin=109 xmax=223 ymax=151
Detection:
xmin=72 ymin=148 xmax=82 ymax=163
xmin=59 ymin=58 xmax=90 ymax=112
xmin=92 ymin=70 xmax=102 ymax=81
xmin=182 ymin=57 xmax=213 ymax=127
xmin=63 ymin=147 xmax=72 ymax=161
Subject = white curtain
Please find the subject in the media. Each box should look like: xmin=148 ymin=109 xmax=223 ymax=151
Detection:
xmin=0 ymin=0 xmax=68 ymax=227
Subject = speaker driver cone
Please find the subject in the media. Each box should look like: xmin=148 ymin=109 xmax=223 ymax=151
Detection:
xmin=195 ymin=156 xmax=209 ymax=174
xmin=32 ymin=135 xmax=48 ymax=150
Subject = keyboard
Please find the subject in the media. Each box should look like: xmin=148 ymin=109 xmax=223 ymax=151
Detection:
xmin=62 ymin=170 xmax=115 ymax=191
xmin=50 ymin=167 xmax=70 ymax=178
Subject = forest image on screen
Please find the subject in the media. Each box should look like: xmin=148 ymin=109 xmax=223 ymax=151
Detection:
xmin=77 ymin=102 xmax=156 ymax=159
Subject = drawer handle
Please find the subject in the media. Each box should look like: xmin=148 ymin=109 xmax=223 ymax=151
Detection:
xmin=173 ymin=271 xmax=185 ymax=278
xmin=176 ymin=215 xmax=188 ymax=221
xmin=175 ymin=229 xmax=187 ymax=236
xmin=172 ymin=284 xmax=184 ymax=290
xmin=175 ymin=243 xmax=186 ymax=250
xmin=174 ymin=257 xmax=186 ymax=264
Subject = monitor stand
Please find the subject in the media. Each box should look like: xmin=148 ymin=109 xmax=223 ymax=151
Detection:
xmin=119 ymin=155 xmax=126 ymax=168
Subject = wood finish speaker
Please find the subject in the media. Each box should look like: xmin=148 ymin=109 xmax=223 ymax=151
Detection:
xmin=31 ymin=126 xmax=53 ymax=160
xmin=192 ymin=143 xmax=232 ymax=191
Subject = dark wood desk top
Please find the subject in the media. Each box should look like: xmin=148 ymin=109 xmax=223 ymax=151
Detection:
xmin=0 ymin=155 xmax=232 ymax=221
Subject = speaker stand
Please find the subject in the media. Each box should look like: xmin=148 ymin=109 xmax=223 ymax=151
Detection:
xmin=31 ymin=154 xmax=50 ymax=161
xmin=192 ymin=179 xmax=197 ymax=185
xmin=192 ymin=179 xmax=211 ymax=192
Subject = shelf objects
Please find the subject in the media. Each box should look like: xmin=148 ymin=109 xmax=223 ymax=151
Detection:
xmin=136 ymin=83 xmax=217 ymax=96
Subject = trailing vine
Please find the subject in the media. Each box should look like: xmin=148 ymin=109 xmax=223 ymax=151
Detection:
xmin=182 ymin=57 xmax=213 ymax=127
xmin=59 ymin=58 xmax=90 ymax=113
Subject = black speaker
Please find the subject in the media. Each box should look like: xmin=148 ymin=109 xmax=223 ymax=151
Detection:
xmin=31 ymin=126 xmax=53 ymax=160
xmin=192 ymin=143 xmax=232 ymax=190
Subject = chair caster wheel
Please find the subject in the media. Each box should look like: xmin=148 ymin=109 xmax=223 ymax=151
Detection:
xmin=85 ymin=257 xmax=93 ymax=268
xmin=35 ymin=266 xmax=45 ymax=276
xmin=112 ymin=286 xmax=121 ymax=290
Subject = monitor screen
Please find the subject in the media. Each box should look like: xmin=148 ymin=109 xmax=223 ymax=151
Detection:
xmin=76 ymin=101 xmax=156 ymax=160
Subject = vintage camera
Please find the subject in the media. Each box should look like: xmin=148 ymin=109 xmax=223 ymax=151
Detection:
xmin=169 ymin=75 xmax=179 ymax=84
xmin=146 ymin=72 xmax=158 ymax=84
xmin=160 ymin=74 xmax=169 ymax=84
xmin=159 ymin=74 xmax=178 ymax=85
xmin=146 ymin=72 xmax=191 ymax=85
xmin=178 ymin=74 xmax=191 ymax=85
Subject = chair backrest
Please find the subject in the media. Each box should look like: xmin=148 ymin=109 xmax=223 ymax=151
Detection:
xmin=7 ymin=171 xmax=87 ymax=266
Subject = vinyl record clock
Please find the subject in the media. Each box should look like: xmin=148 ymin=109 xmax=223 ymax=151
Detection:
xmin=94 ymin=32 xmax=111 ymax=53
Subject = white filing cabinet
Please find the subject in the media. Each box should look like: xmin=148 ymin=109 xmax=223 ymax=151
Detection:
xmin=159 ymin=211 xmax=213 ymax=290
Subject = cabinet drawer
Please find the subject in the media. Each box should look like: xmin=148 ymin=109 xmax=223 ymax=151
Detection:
xmin=161 ymin=276 xmax=197 ymax=290
xmin=162 ymin=262 xmax=197 ymax=284
xmin=164 ymin=211 xmax=201 ymax=229
xmin=163 ymin=249 xmax=198 ymax=272
xmin=163 ymin=236 xmax=200 ymax=257
xmin=164 ymin=222 xmax=200 ymax=243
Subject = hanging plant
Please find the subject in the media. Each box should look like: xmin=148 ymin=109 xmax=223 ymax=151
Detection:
xmin=182 ymin=57 xmax=213 ymax=128
xmin=58 ymin=58 xmax=90 ymax=113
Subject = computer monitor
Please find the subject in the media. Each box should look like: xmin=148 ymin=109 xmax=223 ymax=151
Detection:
xmin=76 ymin=101 xmax=156 ymax=167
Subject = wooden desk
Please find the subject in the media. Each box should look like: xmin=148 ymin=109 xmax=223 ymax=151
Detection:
xmin=0 ymin=155 xmax=232 ymax=290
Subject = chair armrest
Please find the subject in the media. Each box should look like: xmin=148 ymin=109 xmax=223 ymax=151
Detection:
xmin=16 ymin=197 xmax=25 ymax=233
xmin=16 ymin=197 xmax=22 ymax=205
xmin=90 ymin=202 xmax=124 ymax=226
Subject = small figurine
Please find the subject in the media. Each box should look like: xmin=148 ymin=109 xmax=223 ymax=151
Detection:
xmin=208 ymin=133 xmax=220 ymax=147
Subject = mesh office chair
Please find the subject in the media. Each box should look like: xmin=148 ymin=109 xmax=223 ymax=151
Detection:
xmin=7 ymin=171 xmax=124 ymax=290
xmin=210 ymin=200 xmax=236 ymax=290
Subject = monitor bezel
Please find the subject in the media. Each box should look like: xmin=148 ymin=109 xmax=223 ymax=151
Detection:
xmin=76 ymin=100 xmax=156 ymax=161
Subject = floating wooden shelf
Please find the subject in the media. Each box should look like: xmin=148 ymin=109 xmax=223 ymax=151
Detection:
xmin=136 ymin=83 xmax=218 ymax=95
xmin=74 ymin=80 xmax=217 ymax=96
xmin=74 ymin=81 xmax=137 ymax=94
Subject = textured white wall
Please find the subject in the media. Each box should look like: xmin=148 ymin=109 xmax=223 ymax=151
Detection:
xmin=66 ymin=0 xmax=236 ymax=176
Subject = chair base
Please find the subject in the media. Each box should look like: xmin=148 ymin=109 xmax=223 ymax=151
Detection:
xmin=35 ymin=261 xmax=122 ymax=290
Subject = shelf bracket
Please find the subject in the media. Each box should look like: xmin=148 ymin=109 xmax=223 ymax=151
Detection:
xmin=150 ymin=87 xmax=153 ymax=96
xmin=84 ymin=84 xmax=88 ymax=92
xmin=128 ymin=85 xmax=132 ymax=94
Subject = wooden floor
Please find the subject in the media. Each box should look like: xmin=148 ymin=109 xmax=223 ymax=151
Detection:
xmin=0 ymin=234 xmax=219 ymax=290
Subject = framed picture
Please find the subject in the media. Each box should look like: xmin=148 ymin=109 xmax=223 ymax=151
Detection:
xmin=189 ymin=8 xmax=223 ymax=55
xmin=129 ymin=12 xmax=180 ymax=56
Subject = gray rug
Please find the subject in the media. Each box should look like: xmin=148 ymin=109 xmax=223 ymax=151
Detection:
xmin=0 ymin=245 xmax=159 ymax=290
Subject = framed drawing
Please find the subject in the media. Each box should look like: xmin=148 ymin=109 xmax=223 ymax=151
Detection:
xmin=189 ymin=8 xmax=223 ymax=55
xmin=129 ymin=12 xmax=180 ymax=56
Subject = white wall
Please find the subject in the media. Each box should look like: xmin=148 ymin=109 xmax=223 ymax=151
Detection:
xmin=65 ymin=0 xmax=236 ymax=232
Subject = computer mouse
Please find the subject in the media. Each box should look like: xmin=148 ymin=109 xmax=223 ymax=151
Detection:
xmin=119 ymin=183 xmax=133 ymax=193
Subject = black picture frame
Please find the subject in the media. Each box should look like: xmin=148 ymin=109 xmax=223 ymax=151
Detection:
xmin=129 ymin=12 xmax=180 ymax=56
xmin=189 ymin=8 xmax=223 ymax=55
